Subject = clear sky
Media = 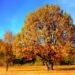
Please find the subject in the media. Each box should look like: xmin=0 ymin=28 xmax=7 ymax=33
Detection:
xmin=0 ymin=0 xmax=75 ymax=39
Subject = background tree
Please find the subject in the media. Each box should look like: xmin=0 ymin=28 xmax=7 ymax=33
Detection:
xmin=12 ymin=33 xmax=36 ymax=64
xmin=4 ymin=32 xmax=14 ymax=71
xmin=0 ymin=39 xmax=6 ymax=66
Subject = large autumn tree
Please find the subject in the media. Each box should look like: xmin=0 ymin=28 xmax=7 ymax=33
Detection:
xmin=13 ymin=4 xmax=73 ymax=70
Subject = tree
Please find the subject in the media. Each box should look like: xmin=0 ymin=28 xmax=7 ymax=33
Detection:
xmin=69 ymin=26 xmax=75 ymax=64
xmin=12 ymin=33 xmax=36 ymax=63
xmin=0 ymin=39 xmax=6 ymax=65
xmin=4 ymin=32 xmax=14 ymax=71
xmin=0 ymin=39 xmax=6 ymax=56
xmin=12 ymin=4 xmax=73 ymax=70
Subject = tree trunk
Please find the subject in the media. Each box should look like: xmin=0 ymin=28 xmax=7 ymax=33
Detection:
xmin=6 ymin=58 xmax=9 ymax=71
xmin=51 ymin=63 xmax=53 ymax=70
xmin=45 ymin=61 xmax=50 ymax=70
xmin=42 ymin=60 xmax=45 ymax=65
xmin=6 ymin=62 xmax=8 ymax=71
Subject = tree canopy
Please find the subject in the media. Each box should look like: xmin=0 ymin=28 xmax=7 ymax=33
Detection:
xmin=12 ymin=4 xmax=74 ymax=70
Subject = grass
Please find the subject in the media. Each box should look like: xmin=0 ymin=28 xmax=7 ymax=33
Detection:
xmin=0 ymin=65 xmax=75 ymax=75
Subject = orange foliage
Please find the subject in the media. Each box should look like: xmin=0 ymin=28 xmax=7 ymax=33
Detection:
xmin=12 ymin=5 xmax=73 ymax=65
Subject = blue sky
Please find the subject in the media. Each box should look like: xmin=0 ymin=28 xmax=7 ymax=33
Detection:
xmin=0 ymin=0 xmax=75 ymax=39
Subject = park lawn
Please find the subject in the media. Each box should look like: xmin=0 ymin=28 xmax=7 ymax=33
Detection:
xmin=0 ymin=65 xmax=75 ymax=75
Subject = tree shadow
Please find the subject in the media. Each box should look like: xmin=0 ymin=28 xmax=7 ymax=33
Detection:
xmin=56 ymin=67 xmax=75 ymax=70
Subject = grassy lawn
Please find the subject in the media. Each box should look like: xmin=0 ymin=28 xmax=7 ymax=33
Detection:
xmin=0 ymin=65 xmax=75 ymax=75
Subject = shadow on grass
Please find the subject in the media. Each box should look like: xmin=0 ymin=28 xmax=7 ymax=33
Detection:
xmin=56 ymin=67 xmax=75 ymax=70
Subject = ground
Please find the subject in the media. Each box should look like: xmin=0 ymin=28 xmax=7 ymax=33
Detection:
xmin=0 ymin=65 xmax=75 ymax=75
